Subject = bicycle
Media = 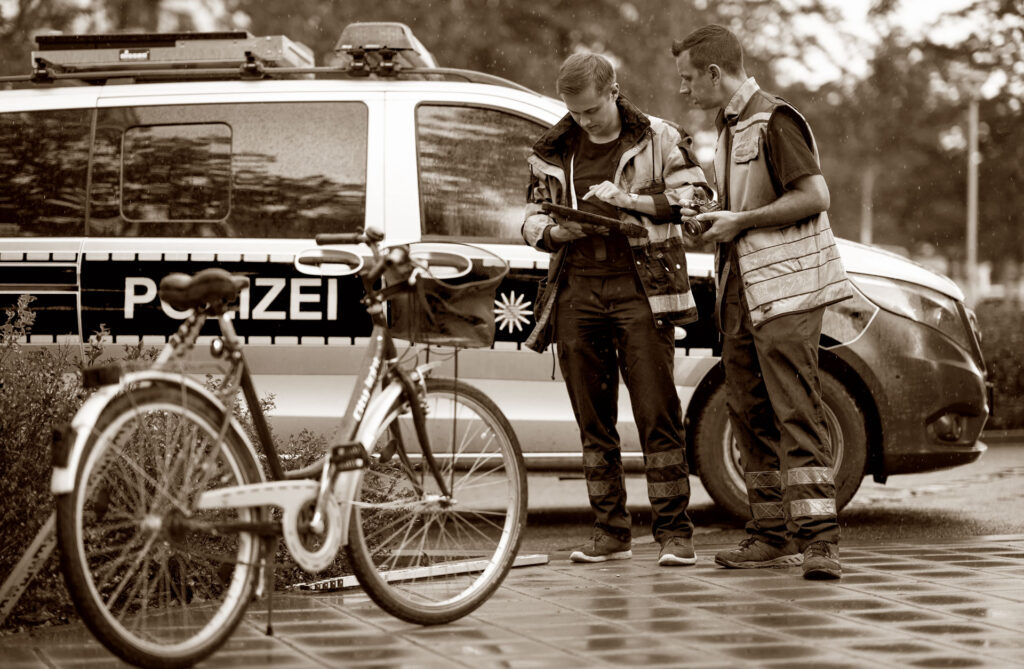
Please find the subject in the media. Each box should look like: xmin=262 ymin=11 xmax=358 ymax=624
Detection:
xmin=50 ymin=227 xmax=527 ymax=668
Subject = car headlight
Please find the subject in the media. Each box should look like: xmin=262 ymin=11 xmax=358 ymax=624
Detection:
xmin=851 ymin=274 xmax=972 ymax=351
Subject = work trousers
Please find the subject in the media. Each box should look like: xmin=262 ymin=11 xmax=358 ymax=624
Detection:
xmin=555 ymin=270 xmax=693 ymax=543
xmin=721 ymin=270 xmax=840 ymax=548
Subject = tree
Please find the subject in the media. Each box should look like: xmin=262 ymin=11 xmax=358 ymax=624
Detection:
xmin=0 ymin=1 xmax=84 ymax=77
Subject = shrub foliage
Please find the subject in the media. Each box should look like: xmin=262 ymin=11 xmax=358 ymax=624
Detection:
xmin=0 ymin=296 xmax=80 ymax=630
xmin=975 ymin=298 xmax=1024 ymax=430
xmin=0 ymin=297 xmax=345 ymax=632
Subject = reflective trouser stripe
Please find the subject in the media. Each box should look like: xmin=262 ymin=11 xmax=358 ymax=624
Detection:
xmin=648 ymin=479 xmax=687 ymax=498
xmin=587 ymin=479 xmax=616 ymax=497
xmin=751 ymin=502 xmax=787 ymax=520
xmin=787 ymin=467 xmax=834 ymax=486
xmin=789 ymin=498 xmax=837 ymax=518
xmin=746 ymin=470 xmax=782 ymax=489
xmin=647 ymin=449 xmax=685 ymax=468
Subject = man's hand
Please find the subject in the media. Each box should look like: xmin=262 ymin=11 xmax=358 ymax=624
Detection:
xmin=695 ymin=209 xmax=748 ymax=243
xmin=583 ymin=180 xmax=629 ymax=208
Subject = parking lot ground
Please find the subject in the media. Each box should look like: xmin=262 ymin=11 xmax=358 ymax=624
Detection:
xmin=3 ymin=536 xmax=1024 ymax=668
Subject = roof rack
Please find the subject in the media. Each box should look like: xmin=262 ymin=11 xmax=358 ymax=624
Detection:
xmin=0 ymin=22 xmax=537 ymax=95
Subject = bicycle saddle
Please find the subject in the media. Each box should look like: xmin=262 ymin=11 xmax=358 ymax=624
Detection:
xmin=159 ymin=268 xmax=250 ymax=311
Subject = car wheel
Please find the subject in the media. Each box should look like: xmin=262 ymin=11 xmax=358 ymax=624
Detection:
xmin=693 ymin=369 xmax=868 ymax=520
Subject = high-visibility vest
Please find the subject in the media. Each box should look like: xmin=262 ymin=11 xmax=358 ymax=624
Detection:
xmin=714 ymin=89 xmax=852 ymax=326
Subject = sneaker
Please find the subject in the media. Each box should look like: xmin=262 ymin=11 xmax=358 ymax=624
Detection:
xmin=714 ymin=537 xmax=802 ymax=569
xmin=658 ymin=536 xmax=697 ymax=566
xmin=569 ymin=532 xmax=632 ymax=563
xmin=802 ymin=541 xmax=842 ymax=580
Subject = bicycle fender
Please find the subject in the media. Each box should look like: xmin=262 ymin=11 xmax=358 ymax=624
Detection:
xmin=323 ymin=380 xmax=405 ymax=547
xmin=51 ymin=371 xmax=263 ymax=494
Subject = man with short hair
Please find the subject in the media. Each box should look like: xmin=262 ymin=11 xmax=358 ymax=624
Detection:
xmin=672 ymin=24 xmax=853 ymax=579
xmin=522 ymin=52 xmax=711 ymax=566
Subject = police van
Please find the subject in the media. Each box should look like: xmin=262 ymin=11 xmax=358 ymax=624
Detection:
xmin=0 ymin=23 xmax=990 ymax=518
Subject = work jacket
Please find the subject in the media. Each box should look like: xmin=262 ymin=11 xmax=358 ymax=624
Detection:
xmin=522 ymin=95 xmax=709 ymax=353
xmin=714 ymin=80 xmax=852 ymax=327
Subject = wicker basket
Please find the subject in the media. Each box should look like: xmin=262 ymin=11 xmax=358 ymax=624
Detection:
xmin=386 ymin=243 xmax=509 ymax=349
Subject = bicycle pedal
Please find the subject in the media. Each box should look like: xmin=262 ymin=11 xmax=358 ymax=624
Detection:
xmin=330 ymin=442 xmax=369 ymax=471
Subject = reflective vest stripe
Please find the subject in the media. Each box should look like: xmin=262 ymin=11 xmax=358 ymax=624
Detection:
xmin=737 ymin=227 xmax=840 ymax=271
xmin=744 ymin=256 xmax=848 ymax=311
xmin=734 ymin=111 xmax=772 ymax=133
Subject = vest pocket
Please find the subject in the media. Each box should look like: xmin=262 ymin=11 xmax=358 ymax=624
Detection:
xmin=733 ymin=131 xmax=761 ymax=163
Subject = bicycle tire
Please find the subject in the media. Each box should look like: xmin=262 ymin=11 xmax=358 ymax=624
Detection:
xmin=346 ymin=376 xmax=527 ymax=624
xmin=56 ymin=383 xmax=263 ymax=668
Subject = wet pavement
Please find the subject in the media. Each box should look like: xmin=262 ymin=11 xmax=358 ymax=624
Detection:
xmin=3 ymin=536 xmax=1024 ymax=668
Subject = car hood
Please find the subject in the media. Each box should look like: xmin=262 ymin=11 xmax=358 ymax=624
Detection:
xmin=838 ymin=239 xmax=965 ymax=302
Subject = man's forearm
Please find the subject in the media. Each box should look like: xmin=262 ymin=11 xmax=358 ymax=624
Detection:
xmin=735 ymin=177 xmax=829 ymax=230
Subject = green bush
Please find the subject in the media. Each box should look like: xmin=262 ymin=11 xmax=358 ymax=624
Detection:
xmin=0 ymin=296 xmax=80 ymax=631
xmin=0 ymin=297 xmax=367 ymax=633
xmin=975 ymin=297 xmax=1024 ymax=430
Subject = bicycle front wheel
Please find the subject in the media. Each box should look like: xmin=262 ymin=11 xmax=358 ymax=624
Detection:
xmin=347 ymin=376 xmax=527 ymax=624
xmin=56 ymin=384 xmax=263 ymax=668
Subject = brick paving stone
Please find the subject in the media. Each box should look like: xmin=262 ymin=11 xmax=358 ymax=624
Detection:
xmin=5 ymin=538 xmax=1024 ymax=668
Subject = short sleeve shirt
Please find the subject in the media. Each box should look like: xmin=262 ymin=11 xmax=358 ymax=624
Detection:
xmin=764 ymin=107 xmax=821 ymax=194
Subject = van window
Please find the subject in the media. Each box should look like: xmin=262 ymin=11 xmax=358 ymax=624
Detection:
xmin=0 ymin=109 xmax=92 ymax=237
xmin=89 ymin=102 xmax=367 ymax=238
xmin=122 ymin=123 xmax=232 ymax=222
xmin=416 ymin=105 xmax=543 ymax=243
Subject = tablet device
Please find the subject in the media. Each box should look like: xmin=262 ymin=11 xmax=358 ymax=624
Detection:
xmin=541 ymin=202 xmax=648 ymax=238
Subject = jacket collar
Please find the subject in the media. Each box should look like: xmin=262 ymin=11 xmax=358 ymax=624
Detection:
xmin=532 ymin=94 xmax=651 ymax=166
xmin=715 ymin=77 xmax=760 ymax=132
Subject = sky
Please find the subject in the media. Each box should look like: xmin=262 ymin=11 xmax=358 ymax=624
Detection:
xmin=792 ymin=0 xmax=977 ymax=87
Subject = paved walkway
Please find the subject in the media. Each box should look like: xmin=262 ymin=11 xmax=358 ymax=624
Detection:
xmin=3 ymin=537 xmax=1024 ymax=668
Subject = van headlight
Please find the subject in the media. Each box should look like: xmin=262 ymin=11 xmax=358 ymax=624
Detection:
xmin=851 ymin=274 xmax=971 ymax=351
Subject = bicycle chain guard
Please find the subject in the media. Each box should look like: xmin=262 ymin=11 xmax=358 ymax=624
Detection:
xmin=197 ymin=480 xmax=342 ymax=574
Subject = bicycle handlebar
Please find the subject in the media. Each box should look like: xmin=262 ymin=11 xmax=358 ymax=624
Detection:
xmin=315 ymin=226 xmax=385 ymax=247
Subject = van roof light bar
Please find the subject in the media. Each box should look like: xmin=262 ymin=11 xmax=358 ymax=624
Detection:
xmin=331 ymin=22 xmax=437 ymax=76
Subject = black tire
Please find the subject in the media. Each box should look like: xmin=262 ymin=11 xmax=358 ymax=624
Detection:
xmin=346 ymin=377 xmax=527 ymax=625
xmin=56 ymin=384 xmax=263 ymax=668
xmin=693 ymin=369 xmax=868 ymax=520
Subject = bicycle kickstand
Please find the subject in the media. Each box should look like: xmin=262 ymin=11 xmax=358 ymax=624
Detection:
xmin=263 ymin=535 xmax=276 ymax=636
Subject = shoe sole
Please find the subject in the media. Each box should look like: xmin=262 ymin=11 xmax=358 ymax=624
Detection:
xmin=714 ymin=554 xmax=802 ymax=569
xmin=658 ymin=554 xmax=697 ymax=566
xmin=803 ymin=564 xmax=842 ymax=580
xmin=569 ymin=549 xmax=632 ymax=563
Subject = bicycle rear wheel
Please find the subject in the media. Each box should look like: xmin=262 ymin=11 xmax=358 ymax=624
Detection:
xmin=346 ymin=376 xmax=526 ymax=624
xmin=56 ymin=384 xmax=263 ymax=668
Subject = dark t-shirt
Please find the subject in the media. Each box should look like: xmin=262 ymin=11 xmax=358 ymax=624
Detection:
xmin=565 ymin=133 xmax=634 ymax=275
xmin=765 ymin=107 xmax=821 ymax=194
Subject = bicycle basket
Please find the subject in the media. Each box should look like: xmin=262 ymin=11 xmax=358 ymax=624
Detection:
xmin=386 ymin=243 xmax=510 ymax=349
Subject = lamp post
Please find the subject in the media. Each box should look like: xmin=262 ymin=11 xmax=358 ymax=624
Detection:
xmin=966 ymin=96 xmax=979 ymax=306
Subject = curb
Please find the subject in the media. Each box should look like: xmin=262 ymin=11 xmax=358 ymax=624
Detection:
xmin=981 ymin=429 xmax=1024 ymax=444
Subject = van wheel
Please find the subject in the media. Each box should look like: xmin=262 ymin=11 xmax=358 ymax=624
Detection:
xmin=693 ymin=369 xmax=867 ymax=520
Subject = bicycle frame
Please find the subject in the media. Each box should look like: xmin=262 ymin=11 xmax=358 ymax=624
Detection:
xmin=55 ymin=258 xmax=453 ymax=563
